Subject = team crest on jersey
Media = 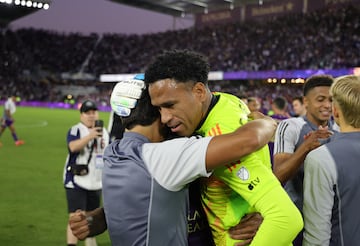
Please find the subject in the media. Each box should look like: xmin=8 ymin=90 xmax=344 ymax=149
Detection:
xmin=237 ymin=167 xmax=250 ymax=181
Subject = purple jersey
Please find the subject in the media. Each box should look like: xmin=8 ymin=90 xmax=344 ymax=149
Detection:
xmin=188 ymin=180 xmax=215 ymax=246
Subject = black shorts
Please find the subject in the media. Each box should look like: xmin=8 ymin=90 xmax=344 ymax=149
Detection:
xmin=65 ymin=188 xmax=101 ymax=213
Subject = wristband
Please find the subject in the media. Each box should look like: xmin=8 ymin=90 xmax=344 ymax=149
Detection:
xmin=111 ymin=96 xmax=137 ymax=109
xmin=86 ymin=215 xmax=93 ymax=226
xmin=111 ymin=104 xmax=131 ymax=117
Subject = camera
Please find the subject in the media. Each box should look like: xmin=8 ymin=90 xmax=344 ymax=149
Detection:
xmin=95 ymin=119 xmax=104 ymax=133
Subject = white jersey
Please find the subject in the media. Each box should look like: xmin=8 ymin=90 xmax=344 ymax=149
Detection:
xmin=3 ymin=98 xmax=16 ymax=119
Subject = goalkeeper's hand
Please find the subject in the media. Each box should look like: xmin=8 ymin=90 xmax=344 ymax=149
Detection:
xmin=110 ymin=79 xmax=145 ymax=116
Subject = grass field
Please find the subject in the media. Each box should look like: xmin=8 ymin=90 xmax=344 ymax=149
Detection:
xmin=0 ymin=106 xmax=111 ymax=245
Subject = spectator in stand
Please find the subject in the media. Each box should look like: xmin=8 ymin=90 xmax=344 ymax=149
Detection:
xmin=292 ymin=96 xmax=306 ymax=117
xmin=2 ymin=4 xmax=359 ymax=90
xmin=2 ymin=4 xmax=359 ymax=103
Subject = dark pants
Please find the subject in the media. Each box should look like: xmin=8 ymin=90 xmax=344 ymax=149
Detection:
xmin=65 ymin=188 xmax=101 ymax=213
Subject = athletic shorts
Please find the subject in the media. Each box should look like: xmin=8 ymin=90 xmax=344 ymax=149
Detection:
xmin=1 ymin=119 xmax=13 ymax=127
xmin=65 ymin=188 xmax=101 ymax=213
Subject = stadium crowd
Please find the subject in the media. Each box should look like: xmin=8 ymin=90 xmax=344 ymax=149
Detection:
xmin=0 ymin=3 xmax=358 ymax=111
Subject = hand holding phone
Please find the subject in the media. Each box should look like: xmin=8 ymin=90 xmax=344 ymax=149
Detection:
xmin=94 ymin=120 xmax=104 ymax=136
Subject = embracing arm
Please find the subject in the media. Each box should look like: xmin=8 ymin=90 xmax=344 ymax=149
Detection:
xmin=205 ymin=114 xmax=277 ymax=171
xmin=216 ymin=159 xmax=303 ymax=245
xmin=229 ymin=213 xmax=263 ymax=246
xmin=250 ymin=183 xmax=303 ymax=245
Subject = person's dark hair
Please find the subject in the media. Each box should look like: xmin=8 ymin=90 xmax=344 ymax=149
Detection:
xmin=238 ymin=94 xmax=247 ymax=100
xmin=121 ymin=89 xmax=160 ymax=130
xmin=303 ymin=74 xmax=334 ymax=96
xmin=110 ymin=113 xmax=125 ymax=140
xmin=292 ymin=96 xmax=303 ymax=104
xmin=272 ymin=96 xmax=287 ymax=110
xmin=144 ymin=49 xmax=210 ymax=86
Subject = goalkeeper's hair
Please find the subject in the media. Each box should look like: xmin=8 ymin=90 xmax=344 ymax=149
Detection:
xmin=145 ymin=49 xmax=210 ymax=87
xmin=121 ymin=88 xmax=160 ymax=130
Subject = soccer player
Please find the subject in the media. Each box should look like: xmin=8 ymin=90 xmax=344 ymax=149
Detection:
xmin=273 ymin=74 xmax=338 ymax=245
xmin=145 ymin=49 xmax=303 ymax=245
xmin=0 ymin=95 xmax=24 ymax=147
xmin=302 ymin=75 xmax=360 ymax=245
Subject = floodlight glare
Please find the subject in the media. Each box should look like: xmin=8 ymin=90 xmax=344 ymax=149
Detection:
xmin=0 ymin=0 xmax=51 ymax=9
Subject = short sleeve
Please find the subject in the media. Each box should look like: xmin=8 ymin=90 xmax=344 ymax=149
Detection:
xmin=274 ymin=119 xmax=300 ymax=154
xmin=142 ymin=136 xmax=213 ymax=191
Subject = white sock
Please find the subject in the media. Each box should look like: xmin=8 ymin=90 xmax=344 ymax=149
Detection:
xmin=85 ymin=237 xmax=97 ymax=246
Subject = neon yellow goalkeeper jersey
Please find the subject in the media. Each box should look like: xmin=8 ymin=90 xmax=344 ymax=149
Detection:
xmin=196 ymin=92 xmax=303 ymax=246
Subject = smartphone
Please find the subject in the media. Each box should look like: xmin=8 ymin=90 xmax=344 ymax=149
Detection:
xmin=95 ymin=120 xmax=104 ymax=133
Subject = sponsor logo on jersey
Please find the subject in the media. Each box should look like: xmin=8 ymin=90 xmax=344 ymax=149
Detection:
xmin=237 ymin=166 xmax=250 ymax=181
xmin=248 ymin=177 xmax=260 ymax=190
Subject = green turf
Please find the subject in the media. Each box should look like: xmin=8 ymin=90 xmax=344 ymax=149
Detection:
xmin=0 ymin=106 xmax=111 ymax=245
